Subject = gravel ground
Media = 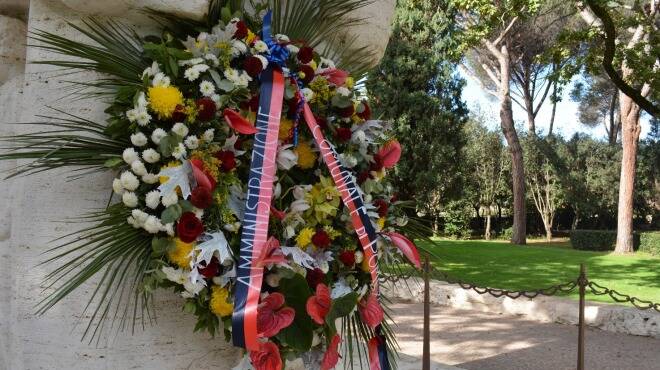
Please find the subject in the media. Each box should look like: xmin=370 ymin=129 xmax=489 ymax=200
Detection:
xmin=390 ymin=300 xmax=660 ymax=370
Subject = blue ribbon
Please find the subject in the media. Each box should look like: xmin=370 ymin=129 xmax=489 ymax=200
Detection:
xmin=261 ymin=11 xmax=290 ymax=68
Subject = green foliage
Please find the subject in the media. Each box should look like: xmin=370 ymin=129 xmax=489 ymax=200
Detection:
xmin=639 ymin=232 xmax=660 ymax=256
xmin=570 ymin=229 xmax=641 ymax=251
xmin=367 ymin=0 xmax=468 ymax=216
xmin=443 ymin=200 xmax=474 ymax=238
xmin=276 ymin=274 xmax=314 ymax=352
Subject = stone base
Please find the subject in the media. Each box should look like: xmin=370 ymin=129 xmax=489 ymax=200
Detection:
xmin=383 ymin=278 xmax=660 ymax=339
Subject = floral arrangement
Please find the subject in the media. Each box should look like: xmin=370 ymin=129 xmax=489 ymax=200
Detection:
xmin=1 ymin=1 xmax=425 ymax=369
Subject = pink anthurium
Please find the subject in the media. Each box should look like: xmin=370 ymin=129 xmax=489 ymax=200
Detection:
xmin=257 ymin=292 xmax=295 ymax=338
xmin=381 ymin=231 xmax=421 ymax=269
xmin=190 ymin=158 xmax=215 ymax=191
xmin=223 ymin=108 xmax=258 ymax=134
xmin=256 ymin=237 xmax=287 ymax=267
xmin=368 ymin=336 xmax=383 ymax=370
xmin=319 ymin=68 xmax=349 ymax=86
xmin=305 ymin=283 xmax=331 ymax=325
xmin=321 ymin=334 xmax=342 ymax=370
xmin=270 ymin=205 xmax=286 ymax=221
xmin=358 ymin=293 xmax=383 ymax=329
xmin=377 ymin=140 xmax=401 ymax=169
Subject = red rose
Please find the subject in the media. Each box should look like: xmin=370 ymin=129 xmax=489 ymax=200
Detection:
xmin=249 ymin=341 xmax=282 ymax=370
xmin=243 ymin=56 xmax=264 ymax=78
xmin=335 ymin=127 xmax=352 ymax=142
xmin=390 ymin=193 xmax=399 ymax=203
xmin=315 ymin=114 xmax=328 ymax=130
xmin=370 ymin=154 xmax=384 ymax=172
xmin=298 ymin=64 xmax=315 ymax=84
xmin=214 ymin=150 xmax=236 ymax=172
xmin=357 ymin=101 xmax=371 ymax=120
xmin=357 ymin=171 xmax=370 ymax=184
xmin=198 ymin=257 xmax=219 ymax=278
xmin=373 ymin=199 xmax=388 ymax=218
xmin=306 ymin=268 xmax=325 ymax=289
xmin=311 ymin=229 xmax=331 ymax=249
xmin=171 ymin=104 xmax=187 ymax=122
xmin=338 ymin=250 xmax=356 ymax=266
xmin=297 ymin=46 xmax=314 ymax=64
xmin=190 ymin=186 xmax=213 ymax=209
xmin=234 ymin=20 xmax=248 ymax=39
xmin=321 ymin=335 xmax=341 ymax=370
xmin=337 ymin=104 xmax=355 ymax=118
xmin=176 ymin=212 xmax=204 ymax=243
xmin=196 ymin=98 xmax=216 ymax=121
xmin=306 ymin=283 xmax=331 ymax=325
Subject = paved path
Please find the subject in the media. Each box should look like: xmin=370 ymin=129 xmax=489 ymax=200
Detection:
xmin=390 ymin=300 xmax=660 ymax=370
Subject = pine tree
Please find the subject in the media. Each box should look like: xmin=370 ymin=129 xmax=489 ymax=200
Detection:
xmin=366 ymin=0 xmax=468 ymax=218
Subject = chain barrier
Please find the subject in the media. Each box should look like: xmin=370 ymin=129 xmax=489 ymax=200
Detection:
xmin=587 ymin=281 xmax=660 ymax=312
xmin=380 ymin=264 xmax=660 ymax=312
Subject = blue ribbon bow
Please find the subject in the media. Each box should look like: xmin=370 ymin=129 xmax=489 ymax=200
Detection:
xmin=261 ymin=11 xmax=290 ymax=68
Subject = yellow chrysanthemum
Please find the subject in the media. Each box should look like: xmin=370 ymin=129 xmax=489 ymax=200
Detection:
xmin=210 ymin=285 xmax=233 ymax=317
xmin=148 ymin=85 xmax=183 ymax=119
xmin=345 ymin=77 xmax=355 ymax=89
xmin=377 ymin=217 xmax=386 ymax=231
xmin=167 ymin=238 xmax=194 ymax=268
xmin=296 ymin=227 xmax=315 ymax=248
xmin=246 ymin=30 xmax=257 ymax=44
xmin=294 ymin=142 xmax=317 ymax=169
xmin=279 ymin=118 xmax=294 ymax=140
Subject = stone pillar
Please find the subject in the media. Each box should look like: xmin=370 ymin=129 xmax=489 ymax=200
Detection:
xmin=0 ymin=1 xmax=395 ymax=369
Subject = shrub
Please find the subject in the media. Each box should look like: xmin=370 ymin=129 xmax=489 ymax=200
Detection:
xmin=443 ymin=200 xmax=474 ymax=239
xmin=499 ymin=226 xmax=514 ymax=240
xmin=570 ymin=230 xmax=640 ymax=251
xmin=639 ymin=232 xmax=660 ymax=255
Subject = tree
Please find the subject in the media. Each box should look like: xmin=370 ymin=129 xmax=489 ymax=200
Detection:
xmin=463 ymin=111 xmax=507 ymax=239
xmin=367 ymin=0 xmax=468 ymax=218
xmin=523 ymin=136 xmax=564 ymax=240
xmin=451 ymin=0 xmax=541 ymax=244
xmin=576 ymin=0 xmax=659 ymax=252
xmin=570 ymin=73 xmax=621 ymax=145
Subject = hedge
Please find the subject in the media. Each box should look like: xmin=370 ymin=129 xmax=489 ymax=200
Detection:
xmin=639 ymin=232 xmax=660 ymax=255
xmin=570 ymin=230 xmax=639 ymax=251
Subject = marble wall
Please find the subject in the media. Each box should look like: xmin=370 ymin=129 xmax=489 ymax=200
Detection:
xmin=0 ymin=1 xmax=395 ymax=369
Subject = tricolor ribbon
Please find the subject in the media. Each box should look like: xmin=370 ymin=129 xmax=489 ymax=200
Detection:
xmin=232 ymin=10 xmax=390 ymax=369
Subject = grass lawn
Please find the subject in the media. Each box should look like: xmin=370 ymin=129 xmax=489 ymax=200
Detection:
xmin=418 ymin=238 xmax=660 ymax=305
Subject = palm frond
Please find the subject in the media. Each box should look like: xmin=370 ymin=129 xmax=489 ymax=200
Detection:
xmin=36 ymin=204 xmax=154 ymax=342
xmin=0 ymin=110 xmax=128 ymax=178
xmin=29 ymin=18 xmax=148 ymax=95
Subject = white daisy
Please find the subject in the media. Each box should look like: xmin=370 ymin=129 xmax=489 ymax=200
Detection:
xmin=184 ymin=135 xmax=199 ymax=150
xmin=172 ymin=122 xmax=189 ymax=137
xmin=142 ymin=173 xmax=158 ymax=184
xmin=130 ymin=160 xmax=147 ymax=176
xmin=172 ymin=143 xmax=187 ymax=160
xmin=199 ymin=80 xmax=215 ymax=97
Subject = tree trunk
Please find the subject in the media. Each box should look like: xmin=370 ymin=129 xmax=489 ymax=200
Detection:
xmin=548 ymin=84 xmax=557 ymax=137
xmin=484 ymin=214 xmax=492 ymax=240
xmin=544 ymin=215 xmax=553 ymax=241
xmin=572 ymin=208 xmax=579 ymax=230
xmin=498 ymin=45 xmax=526 ymax=245
xmin=522 ymin=69 xmax=536 ymax=135
xmin=615 ymin=92 xmax=641 ymax=253
xmin=608 ymin=89 xmax=619 ymax=145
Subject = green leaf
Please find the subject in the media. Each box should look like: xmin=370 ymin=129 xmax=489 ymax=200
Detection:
xmin=217 ymin=79 xmax=235 ymax=92
xmin=151 ymin=237 xmax=175 ymax=256
xmin=161 ymin=204 xmax=183 ymax=224
xmin=276 ymin=274 xmax=314 ymax=351
xmin=331 ymin=94 xmax=352 ymax=108
xmin=103 ymin=157 xmax=123 ymax=168
xmin=325 ymin=292 xmax=358 ymax=336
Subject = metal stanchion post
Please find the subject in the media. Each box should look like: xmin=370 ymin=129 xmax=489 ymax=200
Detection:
xmin=577 ymin=263 xmax=586 ymax=370
xmin=423 ymin=255 xmax=431 ymax=370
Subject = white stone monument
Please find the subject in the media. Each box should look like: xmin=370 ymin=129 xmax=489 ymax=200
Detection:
xmin=0 ymin=1 xmax=395 ymax=369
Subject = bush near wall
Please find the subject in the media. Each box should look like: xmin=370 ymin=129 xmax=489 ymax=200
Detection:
xmin=570 ymin=230 xmax=641 ymax=251
xmin=639 ymin=232 xmax=660 ymax=255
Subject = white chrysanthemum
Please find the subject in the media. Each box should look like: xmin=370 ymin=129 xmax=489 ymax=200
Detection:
xmin=162 ymin=192 xmax=178 ymax=207
xmin=143 ymin=215 xmax=163 ymax=234
xmin=142 ymin=173 xmax=158 ymax=184
xmin=130 ymin=132 xmax=148 ymax=147
xmin=120 ymin=171 xmax=140 ymax=191
xmin=172 ymin=122 xmax=189 ymax=137
xmin=172 ymin=143 xmax=187 ymax=160
xmin=145 ymin=190 xmax=161 ymax=209
xmin=184 ymin=136 xmax=200 ymax=150
xmin=131 ymin=209 xmax=149 ymax=225
xmin=199 ymin=80 xmax=215 ymax=97
xmin=136 ymin=109 xmax=151 ymax=126
xmin=285 ymin=44 xmax=299 ymax=54
xmin=152 ymin=72 xmax=171 ymax=87
xmin=301 ymin=88 xmax=314 ymax=101
xmin=122 ymin=192 xmax=139 ymax=208
xmin=336 ymin=86 xmax=351 ymax=97
xmin=131 ymin=160 xmax=147 ymax=176
xmin=255 ymin=54 xmax=269 ymax=69
xmin=184 ymin=67 xmax=200 ymax=81
xmin=339 ymin=153 xmax=358 ymax=168
xmin=254 ymin=40 xmax=268 ymax=53
xmin=126 ymin=108 xmax=138 ymax=122
xmin=151 ymin=128 xmax=167 ymax=144
xmin=224 ymin=68 xmax=240 ymax=82
xmin=202 ymin=129 xmax=215 ymax=142
xmin=123 ymin=148 xmax=139 ymax=164
xmin=231 ymin=40 xmax=247 ymax=56
xmin=112 ymin=178 xmax=124 ymax=194
xmin=142 ymin=148 xmax=161 ymax=164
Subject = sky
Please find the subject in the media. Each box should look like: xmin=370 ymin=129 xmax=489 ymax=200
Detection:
xmin=460 ymin=71 xmax=653 ymax=140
